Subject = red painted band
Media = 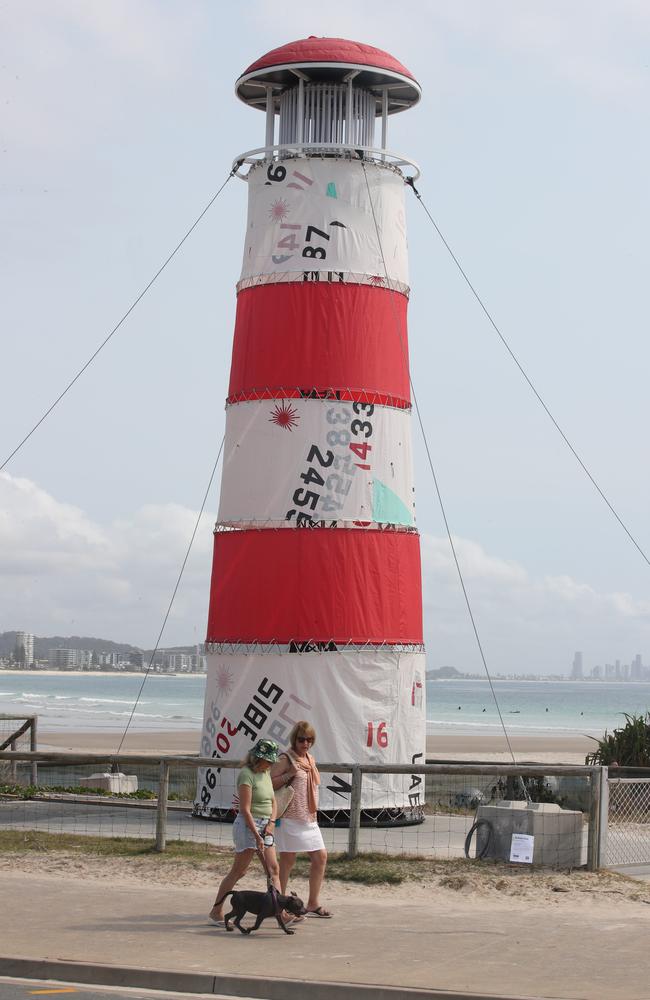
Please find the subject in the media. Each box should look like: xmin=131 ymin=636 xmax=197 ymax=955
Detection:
xmin=229 ymin=283 xmax=410 ymax=404
xmin=206 ymin=528 xmax=423 ymax=645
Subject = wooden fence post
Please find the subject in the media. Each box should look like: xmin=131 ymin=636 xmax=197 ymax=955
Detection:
xmin=347 ymin=766 xmax=362 ymax=858
xmin=30 ymin=717 xmax=38 ymax=786
xmin=9 ymin=740 xmax=17 ymax=783
xmin=597 ymin=766 xmax=609 ymax=869
xmin=155 ymin=760 xmax=170 ymax=853
xmin=587 ymin=766 xmax=602 ymax=871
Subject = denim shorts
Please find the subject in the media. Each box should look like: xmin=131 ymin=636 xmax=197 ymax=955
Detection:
xmin=232 ymin=813 xmax=269 ymax=853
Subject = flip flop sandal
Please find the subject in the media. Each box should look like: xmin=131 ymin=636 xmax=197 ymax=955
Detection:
xmin=209 ymin=916 xmax=226 ymax=926
xmin=307 ymin=907 xmax=333 ymax=918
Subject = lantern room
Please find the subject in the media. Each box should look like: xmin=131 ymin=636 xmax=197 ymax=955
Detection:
xmin=232 ymin=36 xmax=421 ymax=177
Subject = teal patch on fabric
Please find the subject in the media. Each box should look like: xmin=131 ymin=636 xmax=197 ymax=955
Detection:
xmin=326 ymin=182 xmax=337 ymax=198
xmin=372 ymin=479 xmax=413 ymax=525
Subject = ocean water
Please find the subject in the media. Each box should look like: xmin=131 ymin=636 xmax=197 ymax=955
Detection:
xmin=0 ymin=672 xmax=649 ymax=738
xmin=0 ymin=672 xmax=205 ymax=734
xmin=427 ymin=679 xmax=650 ymax=737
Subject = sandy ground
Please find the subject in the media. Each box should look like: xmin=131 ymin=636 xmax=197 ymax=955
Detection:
xmin=4 ymin=723 xmax=640 ymax=937
xmin=37 ymin=728 xmax=594 ymax=763
xmin=0 ymin=844 xmax=648 ymax=913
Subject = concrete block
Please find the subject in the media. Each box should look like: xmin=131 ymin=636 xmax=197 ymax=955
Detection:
xmin=476 ymin=800 xmax=582 ymax=867
xmin=79 ymin=773 xmax=138 ymax=794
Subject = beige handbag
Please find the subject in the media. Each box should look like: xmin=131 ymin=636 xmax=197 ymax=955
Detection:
xmin=275 ymin=781 xmax=294 ymax=818
xmin=275 ymin=752 xmax=296 ymax=817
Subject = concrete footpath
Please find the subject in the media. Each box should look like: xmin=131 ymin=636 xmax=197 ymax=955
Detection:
xmin=1 ymin=872 xmax=648 ymax=1000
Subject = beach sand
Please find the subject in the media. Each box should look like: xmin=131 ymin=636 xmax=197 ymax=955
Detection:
xmin=37 ymin=728 xmax=594 ymax=764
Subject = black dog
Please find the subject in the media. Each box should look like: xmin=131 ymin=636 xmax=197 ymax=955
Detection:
xmin=216 ymin=887 xmax=306 ymax=935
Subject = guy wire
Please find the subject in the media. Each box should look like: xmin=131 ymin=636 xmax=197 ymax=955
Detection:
xmin=1 ymin=169 xmax=236 ymax=473
xmin=115 ymin=433 xmax=225 ymax=755
xmin=406 ymin=178 xmax=650 ymax=571
xmin=361 ymin=160 xmax=521 ymax=772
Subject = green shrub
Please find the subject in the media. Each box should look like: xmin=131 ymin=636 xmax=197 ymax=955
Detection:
xmin=586 ymin=713 xmax=650 ymax=767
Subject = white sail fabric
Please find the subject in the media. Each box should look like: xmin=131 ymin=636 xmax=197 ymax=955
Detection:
xmin=241 ymin=158 xmax=408 ymax=287
xmin=195 ymin=650 xmax=426 ymax=814
xmin=217 ymin=398 xmax=415 ymax=527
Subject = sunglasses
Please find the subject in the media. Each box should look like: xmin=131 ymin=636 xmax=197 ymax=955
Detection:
xmin=297 ymin=736 xmax=314 ymax=744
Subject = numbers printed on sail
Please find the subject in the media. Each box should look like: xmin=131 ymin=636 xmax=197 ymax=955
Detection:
xmin=284 ymin=400 xmax=377 ymax=523
xmin=200 ymin=702 xmax=238 ymax=808
xmin=273 ymin=219 xmax=332 ymax=264
xmin=285 ymin=442 xmax=335 ymax=526
xmin=366 ymin=721 xmax=389 ymax=749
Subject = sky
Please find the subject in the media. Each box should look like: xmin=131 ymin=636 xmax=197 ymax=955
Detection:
xmin=2 ymin=0 xmax=650 ymax=674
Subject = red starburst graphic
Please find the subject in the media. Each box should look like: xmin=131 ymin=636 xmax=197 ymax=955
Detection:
xmin=216 ymin=665 xmax=234 ymax=697
xmin=269 ymin=401 xmax=299 ymax=431
xmin=269 ymin=198 xmax=290 ymax=222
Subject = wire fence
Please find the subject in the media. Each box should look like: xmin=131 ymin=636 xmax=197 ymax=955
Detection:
xmin=0 ymin=750 xmax=605 ymax=870
xmin=0 ymin=716 xmax=37 ymax=786
xmin=605 ymin=776 xmax=650 ymax=866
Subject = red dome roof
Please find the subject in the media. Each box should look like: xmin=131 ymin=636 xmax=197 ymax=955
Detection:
xmin=243 ymin=36 xmax=415 ymax=82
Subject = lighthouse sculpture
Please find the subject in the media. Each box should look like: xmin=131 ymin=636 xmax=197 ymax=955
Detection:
xmin=195 ymin=37 xmax=425 ymax=823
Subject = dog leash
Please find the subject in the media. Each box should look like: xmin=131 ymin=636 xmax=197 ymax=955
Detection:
xmin=256 ymin=845 xmax=281 ymax=916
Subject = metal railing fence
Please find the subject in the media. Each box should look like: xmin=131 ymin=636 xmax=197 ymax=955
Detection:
xmin=604 ymin=775 xmax=650 ymax=866
xmin=0 ymin=751 xmax=604 ymax=869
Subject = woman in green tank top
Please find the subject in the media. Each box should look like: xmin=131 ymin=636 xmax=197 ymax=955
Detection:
xmin=210 ymin=738 xmax=285 ymax=925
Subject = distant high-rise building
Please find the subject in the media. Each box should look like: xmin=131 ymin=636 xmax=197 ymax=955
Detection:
xmin=631 ymin=654 xmax=643 ymax=681
xmin=50 ymin=648 xmax=76 ymax=670
xmin=98 ymin=652 xmax=120 ymax=668
xmin=14 ymin=632 xmax=34 ymax=667
xmin=571 ymin=651 xmax=584 ymax=680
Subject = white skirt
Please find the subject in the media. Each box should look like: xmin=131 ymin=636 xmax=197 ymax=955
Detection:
xmin=275 ymin=816 xmax=325 ymax=853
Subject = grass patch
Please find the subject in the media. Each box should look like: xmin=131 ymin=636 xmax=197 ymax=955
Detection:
xmin=2 ymin=830 xmax=648 ymax=905
xmin=301 ymin=852 xmax=412 ymax=885
xmin=0 ymin=830 xmax=430 ymax=884
xmin=0 ymin=783 xmax=156 ymax=800
xmin=0 ymin=830 xmax=219 ymax=860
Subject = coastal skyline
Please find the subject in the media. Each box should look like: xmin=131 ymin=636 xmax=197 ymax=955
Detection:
xmin=2 ymin=2 xmax=650 ymax=674
xmin=2 ymin=630 xmax=649 ymax=682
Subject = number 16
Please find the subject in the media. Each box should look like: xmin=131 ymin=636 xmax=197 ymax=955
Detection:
xmin=367 ymin=721 xmax=388 ymax=748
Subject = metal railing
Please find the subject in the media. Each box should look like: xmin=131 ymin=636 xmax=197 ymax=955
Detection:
xmin=0 ymin=750 xmax=605 ymax=869
xmin=232 ymin=144 xmax=421 ymax=180
xmin=604 ymin=772 xmax=650 ymax=867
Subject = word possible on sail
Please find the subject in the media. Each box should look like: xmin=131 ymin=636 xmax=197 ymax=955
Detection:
xmin=195 ymin=37 xmax=425 ymax=824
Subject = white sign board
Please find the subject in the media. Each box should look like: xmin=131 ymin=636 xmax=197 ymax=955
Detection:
xmin=510 ymin=833 xmax=534 ymax=864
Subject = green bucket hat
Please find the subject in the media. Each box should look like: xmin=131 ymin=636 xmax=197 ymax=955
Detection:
xmin=252 ymin=738 xmax=279 ymax=763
